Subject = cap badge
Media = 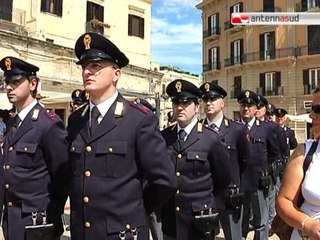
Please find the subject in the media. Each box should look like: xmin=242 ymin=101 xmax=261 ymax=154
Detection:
xmin=175 ymin=81 xmax=182 ymax=93
xmin=5 ymin=58 xmax=12 ymax=71
xmin=204 ymin=83 xmax=210 ymax=92
xmin=278 ymin=109 xmax=281 ymax=114
xmin=268 ymin=104 xmax=272 ymax=109
xmin=75 ymin=90 xmax=80 ymax=98
xmin=84 ymin=34 xmax=91 ymax=50
xmin=245 ymin=91 xmax=250 ymax=98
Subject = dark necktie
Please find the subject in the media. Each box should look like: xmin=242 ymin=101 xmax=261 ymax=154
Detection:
xmin=178 ymin=129 xmax=187 ymax=142
xmin=211 ymin=123 xmax=219 ymax=132
xmin=90 ymin=106 xmax=100 ymax=136
xmin=7 ymin=115 xmax=21 ymax=142
xmin=245 ymin=123 xmax=250 ymax=131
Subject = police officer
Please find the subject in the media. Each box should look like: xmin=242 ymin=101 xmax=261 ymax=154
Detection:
xmin=199 ymin=82 xmax=249 ymax=240
xmin=275 ymin=108 xmax=298 ymax=159
xmin=0 ymin=56 xmax=69 ymax=240
xmin=161 ymin=79 xmax=231 ymax=240
xmin=237 ymin=90 xmax=280 ymax=240
xmin=67 ymin=32 xmax=177 ymax=240
xmin=70 ymin=89 xmax=89 ymax=112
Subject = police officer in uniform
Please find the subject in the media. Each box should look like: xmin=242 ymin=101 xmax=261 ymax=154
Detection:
xmin=275 ymin=108 xmax=298 ymax=159
xmin=199 ymin=82 xmax=249 ymax=240
xmin=237 ymin=90 xmax=280 ymax=240
xmin=70 ymin=89 xmax=89 ymax=112
xmin=67 ymin=32 xmax=177 ymax=240
xmin=0 ymin=56 xmax=69 ymax=240
xmin=161 ymin=79 xmax=231 ymax=240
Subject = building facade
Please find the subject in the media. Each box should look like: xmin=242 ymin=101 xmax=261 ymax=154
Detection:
xmin=196 ymin=0 xmax=320 ymax=142
xmin=0 ymin=0 xmax=162 ymax=123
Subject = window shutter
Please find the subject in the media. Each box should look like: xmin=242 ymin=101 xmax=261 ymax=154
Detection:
xmin=208 ymin=16 xmax=211 ymax=33
xmin=302 ymin=0 xmax=307 ymax=11
xmin=270 ymin=31 xmax=276 ymax=59
xmin=259 ymin=34 xmax=264 ymax=60
xmin=303 ymin=69 xmax=309 ymax=85
xmin=41 ymin=0 xmax=46 ymax=12
xmin=239 ymin=2 xmax=243 ymax=12
xmin=208 ymin=49 xmax=212 ymax=65
xmin=316 ymin=0 xmax=320 ymax=7
xmin=217 ymin=46 xmax=220 ymax=69
xmin=139 ymin=17 xmax=145 ymax=38
xmin=128 ymin=15 xmax=133 ymax=36
xmin=216 ymin=13 xmax=219 ymax=34
xmin=260 ymin=73 xmax=266 ymax=95
xmin=57 ymin=0 xmax=63 ymax=17
xmin=240 ymin=39 xmax=244 ymax=63
xmin=230 ymin=42 xmax=234 ymax=65
xmin=275 ymin=71 xmax=281 ymax=86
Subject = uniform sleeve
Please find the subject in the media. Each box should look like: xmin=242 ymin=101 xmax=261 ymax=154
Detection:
xmin=267 ymin=126 xmax=281 ymax=163
xmin=236 ymin=125 xmax=249 ymax=174
xmin=209 ymin=135 xmax=231 ymax=195
xmin=289 ymin=129 xmax=298 ymax=149
xmin=43 ymin=120 xmax=70 ymax=216
xmin=136 ymin=112 xmax=177 ymax=213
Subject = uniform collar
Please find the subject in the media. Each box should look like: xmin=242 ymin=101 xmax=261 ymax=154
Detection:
xmin=206 ymin=115 xmax=223 ymax=128
xmin=177 ymin=117 xmax=198 ymax=137
xmin=89 ymin=90 xmax=118 ymax=119
xmin=17 ymin=99 xmax=38 ymax=122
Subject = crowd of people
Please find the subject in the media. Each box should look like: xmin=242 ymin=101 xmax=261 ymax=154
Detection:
xmin=0 ymin=31 xmax=319 ymax=240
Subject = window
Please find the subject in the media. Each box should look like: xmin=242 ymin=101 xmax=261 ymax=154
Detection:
xmin=233 ymin=76 xmax=242 ymax=98
xmin=260 ymin=31 xmax=275 ymax=60
xmin=128 ymin=14 xmax=144 ymax=39
xmin=302 ymin=0 xmax=320 ymax=11
xmin=208 ymin=47 xmax=220 ymax=70
xmin=231 ymin=39 xmax=243 ymax=65
xmin=260 ymin=72 xmax=281 ymax=96
xmin=263 ymin=0 xmax=275 ymax=12
xmin=303 ymin=68 xmax=320 ymax=94
xmin=86 ymin=2 xmax=104 ymax=35
xmin=231 ymin=3 xmax=241 ymax=13
xmin=308 ymin=26 xmax=320 ymax=55
xmin=0 ymin=0 xmax=13 ymax=21
xmin=41 ymin=0 xmax=63 ymax=16
xmin=308 ymin=0 xmax=316 ymax=8
xmin=208 ymin=13 xmax=219 ymax=35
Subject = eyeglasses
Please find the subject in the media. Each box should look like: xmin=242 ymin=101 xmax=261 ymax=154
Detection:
xmin=312 ymin=104 xmax=320 ymax=114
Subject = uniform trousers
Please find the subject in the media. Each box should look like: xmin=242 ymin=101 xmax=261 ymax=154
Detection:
xmin=219 ymin=206 xmax=243 ymax=240
xmin=242 ymin=190 xmax=269 ymax=240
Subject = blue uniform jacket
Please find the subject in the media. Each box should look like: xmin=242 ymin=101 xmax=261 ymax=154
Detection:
xmin=67 ymin=94 xmax=177 ymax=240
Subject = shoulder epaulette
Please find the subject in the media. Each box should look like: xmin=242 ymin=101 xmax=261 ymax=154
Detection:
xmin=44 ymin=109 xmax=58 ymax=120
xmin=197 ymin=122 xmax=203 ymax=132
xmin=284 ymin=126 xmax=287 ymax=131
xmin=256 ymin=119 xmax=260 ymax=126
xmin=31 ymin=108 xmax=40 ymax=121
xmin=115 ymin=101 xmax=124 ymax=117
xmin=224 ymin=118 xmax=229 ymax=126
xmin=130 ymin=101 xmax=148 ymax=114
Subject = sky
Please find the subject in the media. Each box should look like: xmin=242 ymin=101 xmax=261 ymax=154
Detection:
xmin=151 ymin=0 xmax=203 ymax=76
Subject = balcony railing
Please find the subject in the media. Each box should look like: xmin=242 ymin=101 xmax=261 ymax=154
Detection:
xmin=258 ymin=6 xmax=282 ymax=12
xmin=296 ymin=2 xmax=320 ymax=12
xmin=256 ymin=86 xmax=283 ymax=96
xmin=242 ymin=47 xmax=296 ymax=63
xmin=296 ymin=45 xmax=320 ymax=56
xmin=203 ymin=27 xmax=220 ymax=38
xmin=85 ymin=20 xmax=104 ymax=35
xmin=224 ymin=55 xmax=244 ymax=67
xmin=224 ymin=20 xmax=233 ymax=30
xmin=203 ymin=62 xmax=221 ymax=72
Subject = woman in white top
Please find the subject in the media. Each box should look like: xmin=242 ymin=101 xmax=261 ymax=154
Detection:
xmin=277 ymin=86 xmax=320 ymax=239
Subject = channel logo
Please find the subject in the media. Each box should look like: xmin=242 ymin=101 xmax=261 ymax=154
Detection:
xmin=231 ymin=13 xmax=250 ymax=24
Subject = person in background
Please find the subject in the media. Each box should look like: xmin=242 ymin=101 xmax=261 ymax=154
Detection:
xmin=0 ymin=56 xmax=69 ymax=240
xmin=199 ymin=82 xmax=249 ymax=240
xmin=161 ymin=79 xmax=231 ymax=240
xmin=277 ymin=86 xmax=320 ymax=239
xmin=0 ymin=114 xmax=6 ymax=143
xmin=237 ymin=90 xmax=280 ymax=240
xmin=67 ymin=32 xmax=177 ymax=240
xmin=70 ymin=88 xmax=89 ymax=112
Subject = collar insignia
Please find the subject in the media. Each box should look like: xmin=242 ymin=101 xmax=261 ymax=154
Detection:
xmin=32 ymin=109 xmax=40 ymax=121
xmin=115 ymin=101 xmax=124 ymax=117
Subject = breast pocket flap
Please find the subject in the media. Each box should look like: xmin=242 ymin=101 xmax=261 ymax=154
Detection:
xmin=15 ymin=142 xmax=38 ymax=154
xmin=96 ymin=141 xmax=127 ymax=155
xmin=187 ymin=151 xmax=207 ymax=162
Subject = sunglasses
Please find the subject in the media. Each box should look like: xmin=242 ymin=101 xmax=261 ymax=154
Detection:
xmin=312 ymin=104 xmax=320 ymax=114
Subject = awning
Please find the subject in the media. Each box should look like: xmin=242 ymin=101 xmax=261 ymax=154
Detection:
xmin=286 ymin=114 xmax=312 ymax=123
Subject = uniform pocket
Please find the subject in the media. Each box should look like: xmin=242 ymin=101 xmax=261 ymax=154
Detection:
xmin=186 ymin=151 xmax=209 ymax=176
xmin=15 ymin=142 xmax=38 ymax=168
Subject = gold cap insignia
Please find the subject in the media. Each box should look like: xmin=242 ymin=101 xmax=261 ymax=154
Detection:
xmin=5 ymin=58 xmax=12 ymax=71
xmin=75 ymin=90 xmax=80 ymax=98
xmin=175 ymin=81 xmax=182 ymax=93
xmin=84 ymin=34 xmax=91 ymax=50
xmin=278 ymin=109 xmax=281 ymax=113
xmin=245 ymin=91 xmax=250 ymax=98
xmin=204 ymin=83 xmax=210 ymax=92
xmin=85 ymin=92 xmax=90 ymax=100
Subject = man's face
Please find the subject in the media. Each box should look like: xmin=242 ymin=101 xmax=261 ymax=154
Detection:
xmin=310 ymin=91 xmax=320 ymax=139
xmin=5 ymin=77 xmax=36 ymax=105
xmin=239 ymin=103 xmax=257 ymax=122
xmin=81 ymin=60 xmax=121 ymax=97
xmin=172 ymin=100 xmax=199 ymax=128
xmin=203 ymin=97 xmax=224 ymax=117
xmin=276 ymin=115 xmax=286 ymax=126
xmin=255 ymin=106 xmax=266 ymax=120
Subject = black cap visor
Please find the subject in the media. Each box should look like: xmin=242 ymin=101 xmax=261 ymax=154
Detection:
xmin=239 ymin=98 xmax=258 ymax=106
xmin=3 ymin=73 xmax=30 ymax=82
xmin=202 ymin=92 xmax=223 ymax=101
xmin=76 ymin=49 xmax=115 ymax=65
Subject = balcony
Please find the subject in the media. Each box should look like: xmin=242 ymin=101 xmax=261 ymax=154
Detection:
xmin=296 ymin=45 xmax=320 ymax=56
xmin=257 ymin=6 xmax=282 ymax=12
xmin=224 ymin=56 xmax=244 ymax=67
xmin=256 ymin=86 xmax=283 ymax=96
xmin=203 ymin=27 xmax=220 ymax=39
xmin=203 ymin=62 xmax=221 ymax=72
xmin=295 ymin=2 xmax=320 ymax=12
xmin=224 ymin=20 xmax=244 ymax=32
xmin=242 ymin=47 xmax=296 ymax=63
xmin=85 ymin=20 xmax=105 ymax=35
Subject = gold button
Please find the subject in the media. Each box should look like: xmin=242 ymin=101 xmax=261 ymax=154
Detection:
xmin=126 ymin=224 xmax=131 ymax=230
xmin=227 ymin=146 xmax=231 ymax=149
xmin=176 ymin=189 xmax=180 ymax=194
xmin=5 ymin=165 xmax=11 ymax=170
xmin=83 ymin=196 xmax=89 ymax=203
xmin=8 ymin=202 xmax=13 ymax=207
xmin=5 ymin=184 xmax=9 ymax=189
xmin=176 ymin=172 xmax=181 ymax=177
xmin=85 ymin=171 xmax=91 ymax=177
xmin=24 ymin=147 xmax=28 ymax=152
xmin=8 ymin=147 xmax=13 ymax=152
xmin=108 ymin=147 xmax=113 ymax=153
xmin=195 ymin=154 xmax=199 ymax=159
xmin=71 ymin=146 xmax=75 ymax=151
xmin=86 ymin=146 xmax=92 ymax=152
xmin=177 ymin=154 xmax=182 ymax=159
xmin=176 ymin=207 xmax=180 ymax=212
xmin=84 ymin=221 xmax=91 ymax=228
xmin=204 ymin=204 xmax=208 ymax=208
